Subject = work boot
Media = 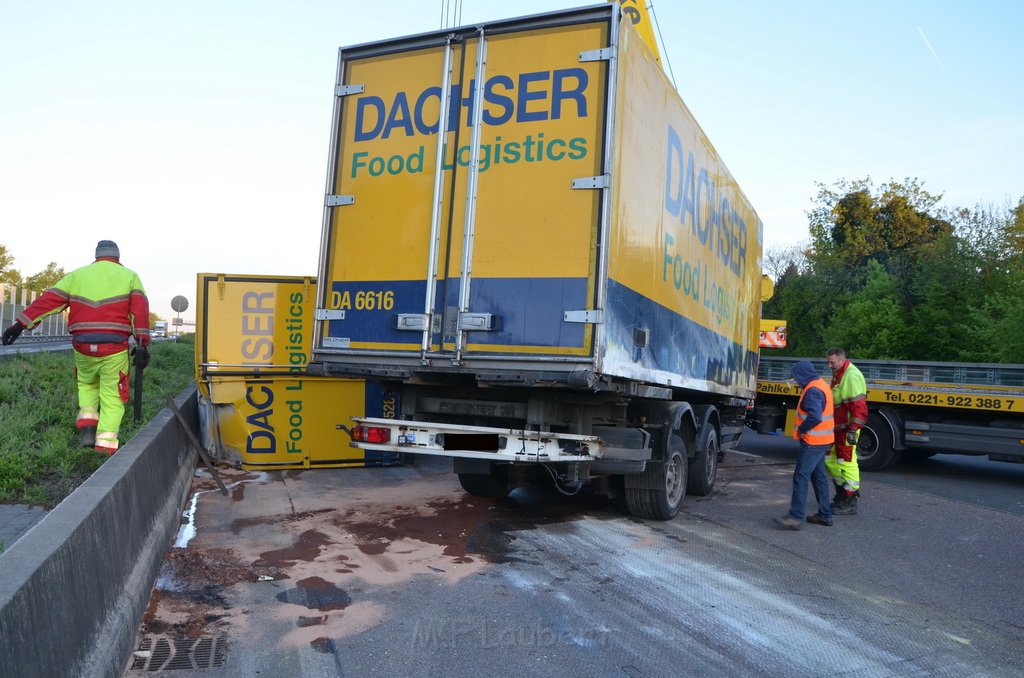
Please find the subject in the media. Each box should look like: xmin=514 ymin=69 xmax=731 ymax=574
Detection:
xmin=806 ymin=514 xmax=833 ymax=527
xmin=834 ymin=491 xmax=859 ymax=515
xmin=773 ymin=515 xmax=802 ymax=530
xmin=80 ymin=426 xmax=97 ymax=448
xmin=831 ymin=484 xmax=848 ymax=512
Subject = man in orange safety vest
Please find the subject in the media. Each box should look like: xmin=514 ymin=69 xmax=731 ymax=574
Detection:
xmin=775 ymin=360 xmax=835 ymax=530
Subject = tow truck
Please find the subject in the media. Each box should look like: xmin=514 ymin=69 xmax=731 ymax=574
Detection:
xmin=751 ymin=355 xmax=1024 ymax=470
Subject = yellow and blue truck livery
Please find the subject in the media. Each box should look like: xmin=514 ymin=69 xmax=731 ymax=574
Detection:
xmin=307 ymin=5 xmax=763 ymax=519
xmin=194 ymin=273 xmax=399 ymax=470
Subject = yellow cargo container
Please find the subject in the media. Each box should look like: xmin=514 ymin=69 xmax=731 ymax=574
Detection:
xmin=195 ymin=273 xmax=399 ymax=470
xmin=304 ymin=5 xmax=765 ymax=519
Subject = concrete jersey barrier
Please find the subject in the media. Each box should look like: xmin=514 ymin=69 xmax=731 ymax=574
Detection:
xmin=0 ymin=388 xmax=199 ymax=677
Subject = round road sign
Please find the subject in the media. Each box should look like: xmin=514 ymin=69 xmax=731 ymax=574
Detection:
xmin=171 ymin=295 xmax=189 ymax=313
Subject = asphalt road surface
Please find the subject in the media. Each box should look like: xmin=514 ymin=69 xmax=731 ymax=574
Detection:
xmin=123 ymin=433 xmax=1024 ymax=677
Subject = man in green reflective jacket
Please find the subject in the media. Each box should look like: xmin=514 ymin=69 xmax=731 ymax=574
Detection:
xmin=2 ymin=241 xmax=150 ymax=454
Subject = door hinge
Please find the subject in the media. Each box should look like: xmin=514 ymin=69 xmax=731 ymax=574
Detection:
xmin=572 ymin=175 xmax=610 ymax=190
xmin=564 ymin=310 xmax=603 ymax=324
xmin=579 ymin=47 xmax=613 ymax=62
xmin=336 ymin=84 xmax=365 ymax=97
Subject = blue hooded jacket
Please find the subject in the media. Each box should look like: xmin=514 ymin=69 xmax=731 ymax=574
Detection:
xmin=791 ymin=360 xmax=826 ymax=434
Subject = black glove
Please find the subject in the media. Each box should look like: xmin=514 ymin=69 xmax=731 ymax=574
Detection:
xmin=132 ymin=345 xmax=150 ymax=368
xmin=2 ymin=322 xmax=24 ymax=346
xmin=846 ymin=430 xmax=858 ymax=445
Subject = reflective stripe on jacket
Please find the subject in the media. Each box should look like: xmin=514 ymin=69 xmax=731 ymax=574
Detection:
xmin=795 ymin=377 xmax=835 ymax=446
xmin=17 ymin=258 xmax=150 ymax=357
xmin=831 ymin=360 xmax=868 ymax=433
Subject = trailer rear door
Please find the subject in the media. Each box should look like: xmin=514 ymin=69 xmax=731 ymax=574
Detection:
xmin=315 ymin=7 xmax=613 ymax=366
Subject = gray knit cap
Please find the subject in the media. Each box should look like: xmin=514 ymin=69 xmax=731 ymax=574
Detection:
xmin=95 ymin=240 xmax=120 ymax=259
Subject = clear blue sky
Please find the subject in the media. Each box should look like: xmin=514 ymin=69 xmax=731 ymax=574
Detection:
xmin=2 ymin=1 xmax=1021 ymax=322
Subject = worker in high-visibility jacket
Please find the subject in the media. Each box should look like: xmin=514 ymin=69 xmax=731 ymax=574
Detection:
xmin=1 ymin=241 xmax=150 ymax=455
xmin=775 ymin=360 xmax=835 ymax=530
xmin=826 ymin=347 xmax=868 ymax=515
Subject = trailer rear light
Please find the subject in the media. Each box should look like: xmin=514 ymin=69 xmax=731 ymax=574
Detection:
xmin=351 ymin=425 xmax=391 ymax=444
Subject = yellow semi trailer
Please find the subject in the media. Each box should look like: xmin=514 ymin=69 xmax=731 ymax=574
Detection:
xmin=751 ymin=356 xmax=1024 ymax=471
xmin=306 ymin=4 xmax=765 ymax=519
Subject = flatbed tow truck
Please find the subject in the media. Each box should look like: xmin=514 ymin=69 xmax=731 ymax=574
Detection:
xmin=751 ymin=356 xmax=1024 ymax=470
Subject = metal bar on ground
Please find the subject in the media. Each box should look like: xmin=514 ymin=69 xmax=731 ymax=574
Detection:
xmin=165 ymin=395 xmax=228 ymax=496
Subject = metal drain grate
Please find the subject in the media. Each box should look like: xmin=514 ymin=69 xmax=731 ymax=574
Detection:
xmin=130 ymin=635 xmax=227 ymax=672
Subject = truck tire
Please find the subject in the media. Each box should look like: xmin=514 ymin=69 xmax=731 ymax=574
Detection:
xmin=688 ymin=425 xmax=718 ymax=496
xmin=625 ymin=435 xmax=687 ymax=520
xmin=458 ymin=467 xmax=509 ymax=499
xmin=857 ymin=412 xmax=898 ymax=471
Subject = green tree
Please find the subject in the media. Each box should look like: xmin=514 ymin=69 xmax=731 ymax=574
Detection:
xmin=765 ymin=180 xmax=1024 ymax=363
xmin=806 ymin=179 xmax=950 ymax=315
xmin=771 ymin=270 xmax=830 ymax=356
xmin=24 ymin=262 xmax=65 ymax=291
xmin=954 ymin=198 xmax=1024 ymax=362
xmin=970 ymin=292 xmax=1024 ymax=363
xmin=905 ymin=234 xmax=979 ymax=360
xmin=808 ymin=177 xmax=952 ymax=274
xmin=1009 ymin=198 xmax=1024 ymax=262
xmin=760 ymin=244 xmax=808 ymax=333
xmin=762 ymin=243 xmax=808 ymax=284
xmin=0 ymin=244 xmax=21 ymax=286
xmin=824 ymin=260 xmax=911 ymax=359
xmin=801 ymin=177 xmax=971 ymax=361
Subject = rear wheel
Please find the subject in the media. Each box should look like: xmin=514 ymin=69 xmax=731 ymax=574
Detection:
xmin=688 ymin=425 xmax=718 ymax=496
xmin=857 ymin=412 xmax=898 ymax=471
xmin=625 ymin=434 xmax=687 ymax=520
xmin=458 ymin=466 xmax=509 ymax=498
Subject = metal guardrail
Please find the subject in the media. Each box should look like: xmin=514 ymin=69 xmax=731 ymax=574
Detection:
xmin=0 ymin=283 xmax=70 ymax=339
xmin=15 ymin=334 xmax=72 ymax=344
xmin=758 ymin=356 xmax=1024 ymax=389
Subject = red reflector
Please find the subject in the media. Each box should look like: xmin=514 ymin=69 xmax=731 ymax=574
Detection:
xmin=352 ymin=425 xmax=390 ymax=444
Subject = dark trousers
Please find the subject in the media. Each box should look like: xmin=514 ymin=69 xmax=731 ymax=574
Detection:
xmin=789 ymin=442 xmax=833 ymax=520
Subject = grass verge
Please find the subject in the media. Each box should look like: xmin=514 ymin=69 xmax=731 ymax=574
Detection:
xmin=0 ymin=336 xmax=195 ymax=509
